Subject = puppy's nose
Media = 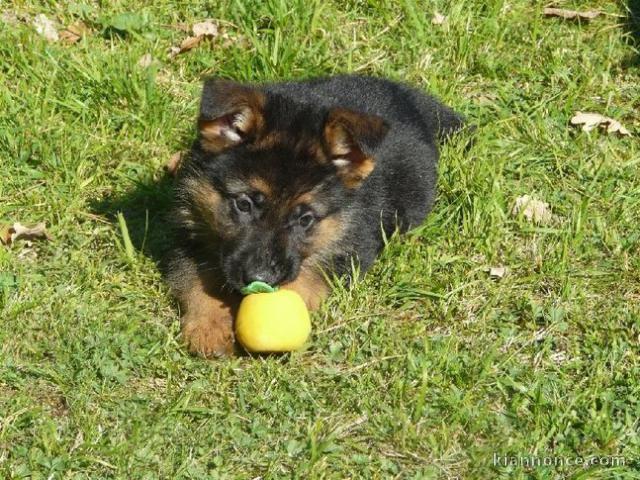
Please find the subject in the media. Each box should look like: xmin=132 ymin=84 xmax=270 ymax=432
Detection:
xmin=241 ymin=267 xmax=283 ymax=287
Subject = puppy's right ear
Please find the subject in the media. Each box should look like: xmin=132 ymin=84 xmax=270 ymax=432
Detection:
xmin=198 ymin=79 xmax=266 ymax=153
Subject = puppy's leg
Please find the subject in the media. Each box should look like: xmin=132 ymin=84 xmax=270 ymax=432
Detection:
xmin=179 ymin=278 xmax=240 ymax=358
xmin=282 ymin=267 xmax=329 ymax=310
xmin=168 ymin=253 xmax=240 ymax=358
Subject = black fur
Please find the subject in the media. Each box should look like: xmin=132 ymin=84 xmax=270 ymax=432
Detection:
xmin=169 ymin=75 xmax=466 ymax=294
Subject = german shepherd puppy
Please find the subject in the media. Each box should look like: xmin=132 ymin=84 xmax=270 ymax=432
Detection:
xmin=167 ymin=75 xmax=465 ymax=357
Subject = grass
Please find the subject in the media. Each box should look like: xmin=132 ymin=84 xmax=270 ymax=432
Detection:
xmin=1 ymin=0 xmax=639 ymax=478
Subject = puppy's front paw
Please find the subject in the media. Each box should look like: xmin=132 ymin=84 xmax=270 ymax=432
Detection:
xmin=182 ymin=315 xmax=234 ymax=358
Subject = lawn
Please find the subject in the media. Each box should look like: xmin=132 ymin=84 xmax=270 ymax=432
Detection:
xmin=1 ymin=1 xmax=639 ymax=478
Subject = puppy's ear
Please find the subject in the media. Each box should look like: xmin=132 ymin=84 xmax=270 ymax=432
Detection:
xmin=323 ymin=108 xmax=389 ymax=188
xmin=198 ymin=79 xmax=266 ymax=153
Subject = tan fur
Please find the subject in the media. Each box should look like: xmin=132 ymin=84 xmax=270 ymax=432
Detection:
xmin=324 ymin=122 xmax=352 ymax=156
xmin=199 ymin=118 xmax=236 ymax=153
xmin=183 ymin=177 xmax=235 ymax=239
xmin=282 ymin=266 xmax=329 ymax=310
xmin=291 ymin=191 xmax=315 ymax=208
xmin=248 ymin=176 xmax=273 ymax=197
xmin=177 ymin=272 xmax=240 ymax=358
xmin=309 ymin=214 xmax=345 ymax=252
xmin=323 ymin=108 xmax=386 ymax=188
xmin=340 ymin=157 xmax=375 ymax=189
xmin=199 ymin=89 xmax=266 ymax=153
xmin=250 ymin=130 xmax=288 ymax=151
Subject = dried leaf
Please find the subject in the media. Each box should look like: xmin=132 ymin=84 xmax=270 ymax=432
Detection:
xmin=138 ymin=53 xmax=153 ymax=68
xmin=574 ymin=112 xmax=631 ymax=135
xmin=168 ymin=35 xmax=203 ymax=58
xmin=1 ymin=12 xmax=19 ymax=25
xmin=543 ymin=7 xmax=600 ymax=20
xmin=512 ymin=195 xmax=552 ymax=224
xmin=192 ymin=20 xmax=218 ymax=38
xmin=180 ymin=35 xmax=203 ymax=50
xmin=168 ymin=46 xmax=181 ymax=58
xmin=165 ymin=151 xmax=186 ymax=176
xmin=168 ymin=20 xmax=219 ymax=59
xmin=59 ymin=20 xmax=90 ymax=44
xmin=1 ymin=222 xmax=51 ymax=246
xmin=59 ymin=29 xmax=80 ymax=44
xmin=570 ymin=112 xmax=631 ymax=136
xmin=489 ymin=267 xmax=506 ymax=279
xmin=432 ymin=12 xmax=446 ymax=25
xmin=33 ymin=14 xmax=59 ymax=42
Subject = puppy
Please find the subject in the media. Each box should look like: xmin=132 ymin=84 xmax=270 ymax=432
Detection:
xmin=167 ymin=75 xmax=465 ymax=357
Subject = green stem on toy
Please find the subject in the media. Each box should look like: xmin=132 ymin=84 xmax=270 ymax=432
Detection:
xmin=241 ymin=281 xmax=278 ymax=295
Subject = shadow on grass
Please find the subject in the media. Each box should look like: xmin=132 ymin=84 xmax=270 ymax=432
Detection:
xmin=92 ymin=173 xmax=175 ymax=269
xmin=622 ymin=0 xmax=640 ymax=67
xmin=627 ymin=0 xmax=640 ymax=41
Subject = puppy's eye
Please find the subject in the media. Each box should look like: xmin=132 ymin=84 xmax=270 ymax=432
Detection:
xmin=298 ymin=212 xmax=315 ymax=229
xmin=233 ymin=195 xmax=253 ymax=214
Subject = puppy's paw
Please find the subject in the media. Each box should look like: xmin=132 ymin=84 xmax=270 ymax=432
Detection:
xmin=182 ymin=315 xmax=234 ymax=358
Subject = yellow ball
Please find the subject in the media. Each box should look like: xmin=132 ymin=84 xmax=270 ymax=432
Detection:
xmin=236 ymin=288 xmax=311 ymax=352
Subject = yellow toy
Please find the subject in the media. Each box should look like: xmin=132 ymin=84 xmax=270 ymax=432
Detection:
xmin=236 ymin=281 xmax=311 ymax=353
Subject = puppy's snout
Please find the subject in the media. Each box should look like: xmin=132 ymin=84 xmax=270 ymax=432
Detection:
xmin=241 ymin=264 xmax=285 ymax=288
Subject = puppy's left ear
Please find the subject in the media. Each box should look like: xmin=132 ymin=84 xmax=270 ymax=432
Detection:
xmin=198 ymin=79 xmax=266 ymax=153
xmin=323 ymin=108 xmax=389 ymax=188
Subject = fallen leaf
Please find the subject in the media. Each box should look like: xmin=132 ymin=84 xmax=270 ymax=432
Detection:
xmin=138 ymin=53 xmax=153 ymax=68
xmin=550 ymin=351 xmax=567 ymax=364
xmin=168 ymin=35 xmax=203 ymax=58
xmin=512 ymin=195 xmax=552 ymax=224
xmin=432 ymin=12 xmax=446 ymax=25
xmin=168 ymin=46 xmax=181 ymax=58
xmin=192 ymin=20 xmax=218 ymax=38
xmin=1 ymin=11 xmax=19 ymax=25
xmin=165 ymin=151 xmax=186 ymax=176
xmin=543 ymin=7 xmax=600 ymax=20
xmin=570 ymin=112 xmax=631 ymax=136
xmin=489 ymin=266 xmax=506 ymax=278
xmin=180 ymin=35 xmax=203 ymax=51
xmin=168 ymin=20 xmax=220 ymax=58
xmin=1 ymin=222 xmax=51 ymax=246
xmin=59 ymin=20 xmax=90 ymax=44
xmin=33 ymin=14 xmax=59 ymax=42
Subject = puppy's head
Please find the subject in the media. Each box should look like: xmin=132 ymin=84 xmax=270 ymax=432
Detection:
xmin=174 ymin=79 xmax=388 ymax=292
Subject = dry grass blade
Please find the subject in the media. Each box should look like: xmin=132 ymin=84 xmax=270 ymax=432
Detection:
xmin=543 ymin=8 xmax=600 ymax=20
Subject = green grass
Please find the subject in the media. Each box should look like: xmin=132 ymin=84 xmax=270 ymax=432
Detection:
xmin=1 ymin=1 xmax=639 ymax=478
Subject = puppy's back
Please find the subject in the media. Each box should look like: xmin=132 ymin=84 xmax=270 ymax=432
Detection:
xmin=265 ymin=75 xmax=464 ymax=143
